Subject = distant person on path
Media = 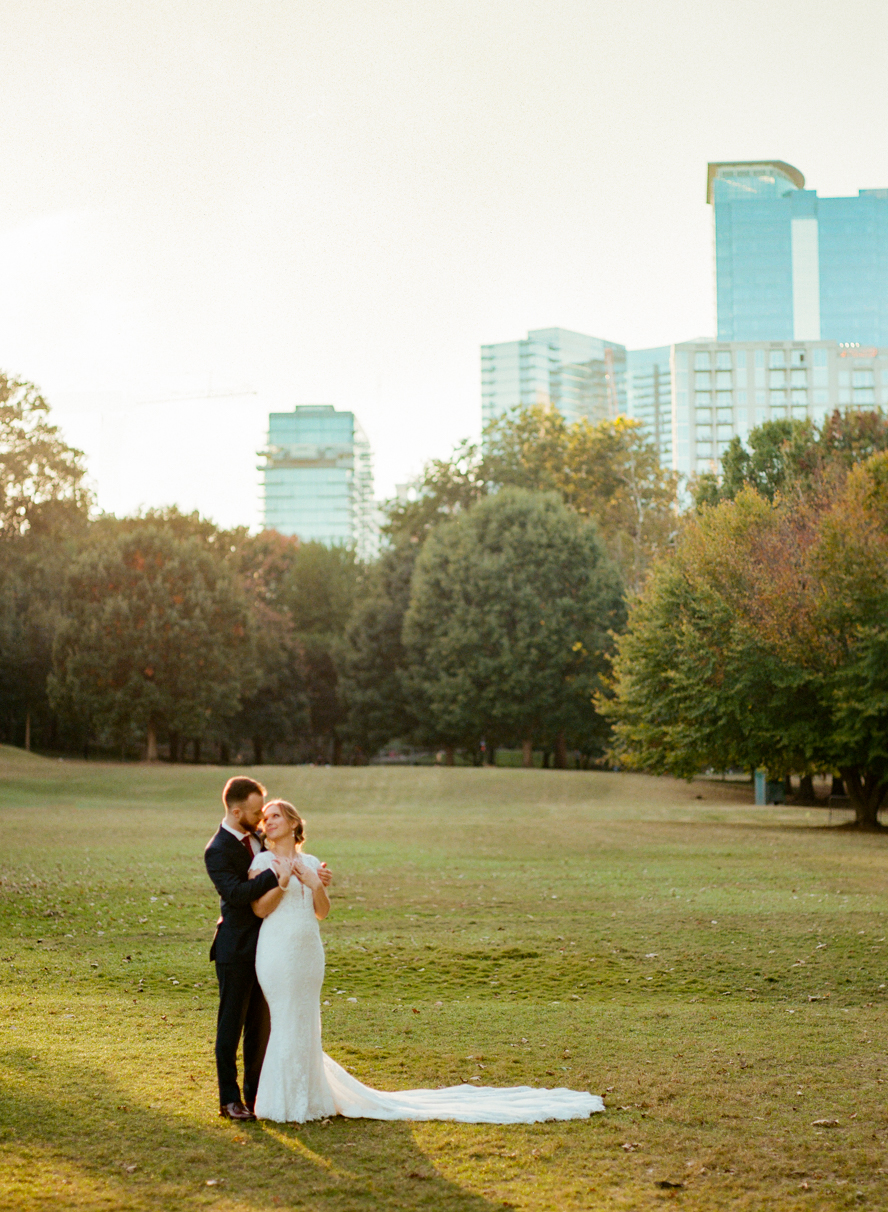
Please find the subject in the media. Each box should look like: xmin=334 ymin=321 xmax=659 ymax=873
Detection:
xmin=203 ymin=775 xmax=332 ymax=1121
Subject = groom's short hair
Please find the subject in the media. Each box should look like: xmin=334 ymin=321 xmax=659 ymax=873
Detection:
xmin=223 ymin=776 xmax=266 ymax=809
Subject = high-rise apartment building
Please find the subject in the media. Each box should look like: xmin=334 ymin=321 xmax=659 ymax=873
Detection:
xmin=261 ymin=405 xmax=376 ymax=560
xmin=625 ymin=346 xmax=672 ymax=467
xmin=672 ymin=338 xmax=888 ymax=480
xmin=710 ymin=160 xmax=888 ymax=346
xmin=481 ymin=328 xmax=627 ymax=429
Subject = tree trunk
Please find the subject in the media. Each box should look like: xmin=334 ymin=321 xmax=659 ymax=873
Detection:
xmin=252 ymin=736 xmax=264 ymax=765
xmin=146 ymin=723 xmax=158 ymax=762
xmin=332 ymin=735 xmax=342 ymax=766
xmin=24 ymin=712 xmax=30 ymax=752
xmin=486 ymin=746 xmax=496 ymax=767
xmin=840 ymin=766 xmax=886 ymax=828
xmin=798 ymin=773 xmax=816 ymax=803
xmin=522 ymin=738 xmax=533 ymax=768
xmin=542 ymin=750 xmax=550 ymax=769
xmin=168 ymin=731 xmax=180 ymax=763
xmin=554 ymin=732 xmax=568 ymax=769
xmin=194 ymin=739 xmax=201 ymax=764
xmin=444 ymin=745 xmax=455 ymax=766
xmin=220 ymin=741 xmax=230 ymax=765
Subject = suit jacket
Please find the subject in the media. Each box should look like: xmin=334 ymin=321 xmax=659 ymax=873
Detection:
xmin=204 ymin=826 xmax=279 ymax=964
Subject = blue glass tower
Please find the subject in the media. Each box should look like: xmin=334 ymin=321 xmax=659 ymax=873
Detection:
xmin=710 ymin=161 xmax=888 ymax=346
xmin=261 ymin=405 xmax=376 ymax=559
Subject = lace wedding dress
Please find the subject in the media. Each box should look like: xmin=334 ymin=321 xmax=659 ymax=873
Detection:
xmin=250 ymin=851 xmax=604 ymax=1124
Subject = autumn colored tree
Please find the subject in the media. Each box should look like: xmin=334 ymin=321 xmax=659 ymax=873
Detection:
xmin=49 ymin=525 xmax=256 ymax=759
xmin=606 ymin=455 xmax=888 ymax=827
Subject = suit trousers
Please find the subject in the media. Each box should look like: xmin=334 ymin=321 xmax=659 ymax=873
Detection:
xmin=214 ymin=960 xmax=270 ymax=1108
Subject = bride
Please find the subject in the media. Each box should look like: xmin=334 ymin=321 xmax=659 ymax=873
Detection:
xmin=249 ymin=799 xmax=604 ymax=1124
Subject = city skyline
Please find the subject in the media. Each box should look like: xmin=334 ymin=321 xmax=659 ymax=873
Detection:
xmin=2 ymin=1 xmax=888 ymax=527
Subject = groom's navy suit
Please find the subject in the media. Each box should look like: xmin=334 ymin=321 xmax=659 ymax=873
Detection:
xmin=204 ymin=826 xmax=279 ymax=1109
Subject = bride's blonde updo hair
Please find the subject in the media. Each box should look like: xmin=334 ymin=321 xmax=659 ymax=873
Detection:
xmin=265 ymin=799 xmax=305 ymax=850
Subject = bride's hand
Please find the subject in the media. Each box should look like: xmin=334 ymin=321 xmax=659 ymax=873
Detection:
xmin=272 ymin=857 xmax=291 ymax=888
xmin=291 ymin=857 xmax=321 ymax=890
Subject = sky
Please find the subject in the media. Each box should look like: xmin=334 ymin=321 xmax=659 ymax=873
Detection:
xmin=2 ymin=0 xmax=888 ymax=528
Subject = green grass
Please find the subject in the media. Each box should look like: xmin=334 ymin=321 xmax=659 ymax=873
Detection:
xmin=0 ymin=745 xmax=886 ymax=1211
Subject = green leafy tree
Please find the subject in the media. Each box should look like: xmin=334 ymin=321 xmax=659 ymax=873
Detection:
xmin=387 ymin=406 xmax=677 ymax=593
xmin=0 ymin=373 xmax=91 ymax=540
xmin=274 ymin=542 xmax=361 ymax=763
xmin=233 ymin=530 xmax=310 ymax=764
xmin=341 ymin=541 xmax=419 ymax=757
xmin=693 ymin=410 xmax=888 ymax=508
xmin=49 ymin=525 xmax=256 ymax=759
xmin=403 ymin=488 xmax=624 ymax=765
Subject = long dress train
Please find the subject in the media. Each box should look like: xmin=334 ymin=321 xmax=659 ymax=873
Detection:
xmin=250 ymin=852 xmax=605 ymax=1124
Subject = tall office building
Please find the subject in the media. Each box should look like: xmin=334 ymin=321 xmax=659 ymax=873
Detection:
xmin=710 ymin=160 xmax=888 ymax=346
xmin=625 ymin=346 xmax=672 ymax=467
xmin=671 ymin=338 xmax=888 ymax=480
xmin=481 ymin=328 xmax=627 ymax=429
xmin=261 ymin=405 xmax=377 ymax=560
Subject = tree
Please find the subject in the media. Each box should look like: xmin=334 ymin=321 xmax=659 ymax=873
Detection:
xmin=602 ymin=489 xmax=830 ymax=784
xmin=49 ymin=525 xmax=256 ymax=759
xmin=272 ymin=542 xmax=361 ymax=763
xmin=693 ymin=410 xmax=888 ymax=509
xmin=0 ymin=374 xmax=91 ymax=540
xmin=341 ymin=541 xmax=419 ymax=757
xmin=387 ymin=406 xmax=678 ymax=594
xmin=402 ymin=488 xmax=624 ymax=764
xmin=233 ymin=530 xmax=310 ymax=764
xmin=606 ymin=458 xmax=888 ymax=828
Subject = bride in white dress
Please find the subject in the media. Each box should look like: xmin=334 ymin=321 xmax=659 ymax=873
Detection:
xmin=249 ymin=799 xmax=604 ymax=1125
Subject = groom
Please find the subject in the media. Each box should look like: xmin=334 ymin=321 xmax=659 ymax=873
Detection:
xmin=204 ymin=776 xmax=332 ymax=1121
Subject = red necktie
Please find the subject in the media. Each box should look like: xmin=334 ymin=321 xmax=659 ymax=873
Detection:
xmin=241 ymin=834 xmax=253 ymax=857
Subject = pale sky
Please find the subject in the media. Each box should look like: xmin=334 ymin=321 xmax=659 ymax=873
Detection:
xmin=2 ymin=0 xmax=887 ymax=527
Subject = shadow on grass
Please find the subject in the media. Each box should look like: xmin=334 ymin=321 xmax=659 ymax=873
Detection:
xmin=0 ymin=1049 xmax=507 ymax=1211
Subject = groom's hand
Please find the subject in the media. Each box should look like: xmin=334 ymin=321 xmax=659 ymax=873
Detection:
xmin=318 ymin=863 xmax=332 ymax=887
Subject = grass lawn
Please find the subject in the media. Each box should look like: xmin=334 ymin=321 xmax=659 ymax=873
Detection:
xmin=0 ymin=746 xmax=886 ymax=1211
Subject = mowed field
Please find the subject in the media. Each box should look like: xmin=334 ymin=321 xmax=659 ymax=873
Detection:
xmin=0 ymin=749 xmax=886 ymax=1212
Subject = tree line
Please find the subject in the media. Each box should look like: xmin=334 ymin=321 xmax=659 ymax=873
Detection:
xmin=3 ymin=368 xmax=888 ymax=825
xmin=0 ymin=375 xmax=673 ymax=767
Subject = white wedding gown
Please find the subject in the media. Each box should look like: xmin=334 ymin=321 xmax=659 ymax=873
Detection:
xmin=250 ymin=851 xmax=604 ymax=1124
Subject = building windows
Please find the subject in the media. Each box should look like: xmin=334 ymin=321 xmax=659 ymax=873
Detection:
xmin=791 ymin=369 xmax=807 ymax=386
xmin=715 ymin=371 xmax=732 ymax=389
xmin=695 ymin=352 xmax=711 ymax=369
xmin=695 ymin=391 xmax=712 ymax=406
xmin=791 ymin=389 xmax=808 ymax=404
xmin=790 ymin=349 xmax=807 ymax=366
xmin=756 ymin=390 xmax=766 ymax=405
xmin=769 ymin=349 xmax=786 ymax=368
xmin=813 ymin=389 xmax=829 ymax=404
xmin=839 ymin=388 xmax=851 ymax=403
xmin=852 ymin=370 xmax=875 ymax=387
xmin=854 ymin=387 xmax=875 ymax=404
xmin=813 ymin=348 xmax=828 ymax=366
xmin=695 ymin=371 xmax=712 ymax=389
xmin=838 ymin=370 xmax=851 ymax=386
xmin=736 ymin=350 xmax=747 ymax=368
xmin=755 ymin=350 xmax=765 ymax=368
xmin=770 ymin=369 xmax=786 ymax=387
xmin=716 ymin=351 xmax=732 ymax=369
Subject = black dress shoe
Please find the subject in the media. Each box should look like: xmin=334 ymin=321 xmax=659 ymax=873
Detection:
xmin=219 ymin=1101 xmax=256 ymax=1121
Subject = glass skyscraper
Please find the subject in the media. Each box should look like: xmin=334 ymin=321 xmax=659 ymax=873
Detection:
xmin=481 ymin=328 xmax=627 ymax=429
xmin=625 ymin=346 xmax=672 ymax=467
xmin=710 ymin=160 xmax=888 ymax=346
xmin=261 ymin=405 xmax=377 ymax=560
xmin=671 ymin=338 xmax=888 ymax=480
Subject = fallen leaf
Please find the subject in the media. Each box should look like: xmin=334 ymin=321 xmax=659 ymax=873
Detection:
xmin=811 ymin=1119 xmax=840 ymax=1127
xmin=123 ymin=1164 xmax=137 ymax=1174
